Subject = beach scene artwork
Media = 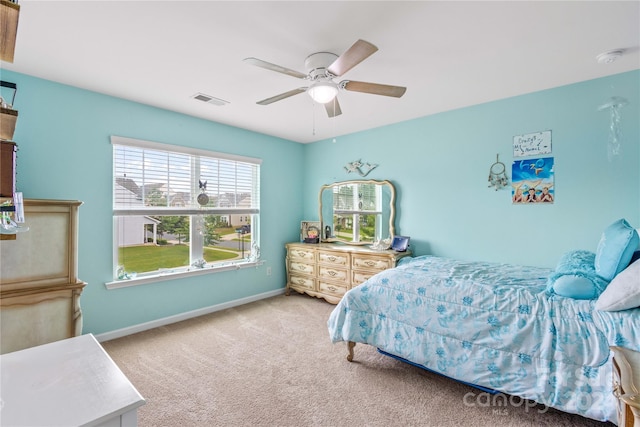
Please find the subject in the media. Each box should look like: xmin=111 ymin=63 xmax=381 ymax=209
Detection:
xmin=511 ymin=157 xmax=554 ymax=204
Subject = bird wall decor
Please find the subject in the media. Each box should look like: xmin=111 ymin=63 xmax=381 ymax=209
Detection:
xmin=344 ymin=160 xmax=378 ymax=177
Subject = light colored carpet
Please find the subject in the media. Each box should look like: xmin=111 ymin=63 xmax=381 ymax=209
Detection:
xmin=102 ymin=294 xmax=614 ymax=427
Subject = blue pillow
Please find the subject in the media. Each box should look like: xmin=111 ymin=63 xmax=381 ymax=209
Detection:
xmin=595 ymin=219 xmax=639 ymax=281
xmin=545 ymin=250 xmax=609 ymax=300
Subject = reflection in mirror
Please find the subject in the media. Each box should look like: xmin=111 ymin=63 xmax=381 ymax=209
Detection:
xmin=319 ymin=179 xmax=395 ymax=246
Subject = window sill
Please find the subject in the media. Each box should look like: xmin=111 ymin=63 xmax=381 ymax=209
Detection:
xmin=105 ymin=260 xmax=264 ymax=290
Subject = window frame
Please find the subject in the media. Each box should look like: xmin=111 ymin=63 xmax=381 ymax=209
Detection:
xmin=107 ymin=136 xmax=262 ymax=289
xmin=332 ymin=182 xmax=383 ymax=243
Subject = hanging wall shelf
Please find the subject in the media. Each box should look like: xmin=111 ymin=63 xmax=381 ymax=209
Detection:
xmin=0 ymin=0 xmax=20 ymax=63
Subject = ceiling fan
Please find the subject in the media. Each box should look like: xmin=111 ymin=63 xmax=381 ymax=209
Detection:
xmin=244 ymin=39 xmax=407 ymax=118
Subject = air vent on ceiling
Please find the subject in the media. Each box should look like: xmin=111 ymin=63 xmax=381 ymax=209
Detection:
xmin=191 ymin=93 xmax=229 ymax=106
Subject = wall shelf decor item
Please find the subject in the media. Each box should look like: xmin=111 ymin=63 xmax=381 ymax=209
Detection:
xmin=0 ymin=0 xmax=20 ymax=63
xmin=597 ymin=96 xmax=628 ymax=160
xmin=513 ymin=130 xmax=552 ymax=158
xmin=0 ymin=81 xmax=18 ymax=141
xmin=344 ymin=159 xmax=378 ymax=177
xmin=511 ymin=157 xmax=554 ymax=204
xmin=0 ymin=140 xmax=16 ymax=197
xmin=487 ymin=154 xmax=509 ymax=191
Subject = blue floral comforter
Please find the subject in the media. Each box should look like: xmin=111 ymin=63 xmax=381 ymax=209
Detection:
xmin=327 ymin=255 xmax=640 ymax=423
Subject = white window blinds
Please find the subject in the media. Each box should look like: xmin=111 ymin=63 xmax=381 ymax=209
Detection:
xmin=112 ymin=136 xmax=260 ymax=216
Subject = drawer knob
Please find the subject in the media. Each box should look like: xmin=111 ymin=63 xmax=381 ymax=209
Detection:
xmin=328 ymin=285 xmax=337 ymax=291
xmin=328 ymin=256 xmax=337 ymax=262
xmin=365 ymin=261 xmax=375 ymax=267
xmin=328 ymin=270 xmax=337 ymax=277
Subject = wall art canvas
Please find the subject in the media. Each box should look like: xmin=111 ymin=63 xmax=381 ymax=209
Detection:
xmin=511 ymin=157 xmax=554 ymax=204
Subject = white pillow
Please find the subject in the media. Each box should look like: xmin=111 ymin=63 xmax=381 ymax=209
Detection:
xmin=595 ymin=259 xmax=640 ymax=311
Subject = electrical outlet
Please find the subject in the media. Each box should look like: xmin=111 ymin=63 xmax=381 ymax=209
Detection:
xmin=266 ymin=267 xmax=272 ymax=276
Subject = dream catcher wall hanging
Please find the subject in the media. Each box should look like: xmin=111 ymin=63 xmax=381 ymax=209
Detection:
xmin=488 ymin=154 xmax=509 ymax=191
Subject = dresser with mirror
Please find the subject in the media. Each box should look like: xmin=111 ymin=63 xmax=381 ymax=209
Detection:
xmin=286 ymin=179 xmax=411 ymax=304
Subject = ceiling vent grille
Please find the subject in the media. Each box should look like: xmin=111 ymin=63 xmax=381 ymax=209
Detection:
xmin=191 ymin=93 xmax=229 ymax=106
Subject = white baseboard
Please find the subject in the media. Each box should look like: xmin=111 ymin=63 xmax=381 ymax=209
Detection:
xmin=94 ymin=288 xmax=286 ymax=342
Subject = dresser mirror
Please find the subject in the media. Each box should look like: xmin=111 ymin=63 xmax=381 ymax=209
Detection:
xmin=319 ymin=179 xmax=396 ymax=245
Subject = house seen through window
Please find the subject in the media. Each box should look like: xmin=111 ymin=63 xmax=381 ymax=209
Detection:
xmin=111 ymin=136 xmax=261 ymax=285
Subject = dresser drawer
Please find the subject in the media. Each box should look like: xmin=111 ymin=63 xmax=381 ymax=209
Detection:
xmin=352 ymin=270 xmax=379 ymax=286
xmin=352 ymin=254 xmax=393 ymax=271
xmin=318 ymin=266 xmax=349 ymax=284
xmin=288 ymin=247 xmax=315 ymax=262
xmin=318 ymin=281 xmax=347 ymax=297
xmin=318 ymin=250 xmax=349 ymax=267
xmin=289 ymin=261 xmax=315 ymax=276
xmin=289 ymin=274 xmax=315 ymax=291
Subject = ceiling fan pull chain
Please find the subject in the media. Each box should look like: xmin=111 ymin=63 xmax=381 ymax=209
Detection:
xmin=312 ymin=101 xmax=316 ymax=136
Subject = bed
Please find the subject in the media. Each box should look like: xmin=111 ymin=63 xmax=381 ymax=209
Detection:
xmin=327 ymin=219 xmax=640 ymax=424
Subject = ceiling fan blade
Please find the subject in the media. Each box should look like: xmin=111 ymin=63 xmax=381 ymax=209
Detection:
xmin=243 ymin=57 xmax=307 ymax=79
xmin=256 ymin=88 xmax=307 ymax=105
xmin=343 ymin=80 xmax=407 ymax=98
xmin=324 ymin=98 xmax=342 ymax=118
xmin=327 ymin=39 xmax=378 ymax=77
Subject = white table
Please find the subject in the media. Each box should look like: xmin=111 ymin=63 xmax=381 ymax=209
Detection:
xmin=0 ymin=333 xmax=145 ymax=426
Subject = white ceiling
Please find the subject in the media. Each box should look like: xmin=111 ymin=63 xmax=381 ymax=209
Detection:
xmin=2 ymin=1 xmax=639 ymax=143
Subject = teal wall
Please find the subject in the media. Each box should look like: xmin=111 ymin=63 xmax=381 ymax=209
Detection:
xmin=304 ymin=71 xmax=640 ymax=268
xmin=1 ymin=70 xmax=305 ymax=335
xmin=3 ymin=69 xmax=638 ymax=335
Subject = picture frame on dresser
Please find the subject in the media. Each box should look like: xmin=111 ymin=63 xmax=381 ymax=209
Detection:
xmin=300 ymin=221 xmax=321 ymax=243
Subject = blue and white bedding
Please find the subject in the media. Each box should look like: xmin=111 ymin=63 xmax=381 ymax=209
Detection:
xmin=327 ymin=255 xmax=640 ymax=423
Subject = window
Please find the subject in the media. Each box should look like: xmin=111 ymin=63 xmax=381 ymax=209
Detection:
xmin=109 ymin=136 xmax=261 ymax=288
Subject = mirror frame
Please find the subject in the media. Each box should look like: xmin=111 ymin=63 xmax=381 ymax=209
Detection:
xmin=318 ymin=179 xmax=396 ymax=246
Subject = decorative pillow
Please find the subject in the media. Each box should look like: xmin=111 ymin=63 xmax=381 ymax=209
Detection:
xmin=595 ymin=259 xmax=640 ymax=311
xmin=594 ymin=219 xmax=639 ymax=281
xmin=545 ymin=250 xmax=610 ymax=300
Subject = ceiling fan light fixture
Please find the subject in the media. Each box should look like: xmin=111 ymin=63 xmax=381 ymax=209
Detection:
xmin=308 ymin=80 xmax=338 ymax=104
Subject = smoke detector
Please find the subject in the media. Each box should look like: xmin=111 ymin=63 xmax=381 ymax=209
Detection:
xmin=596 ymin=49 xmax=624 ymax=64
